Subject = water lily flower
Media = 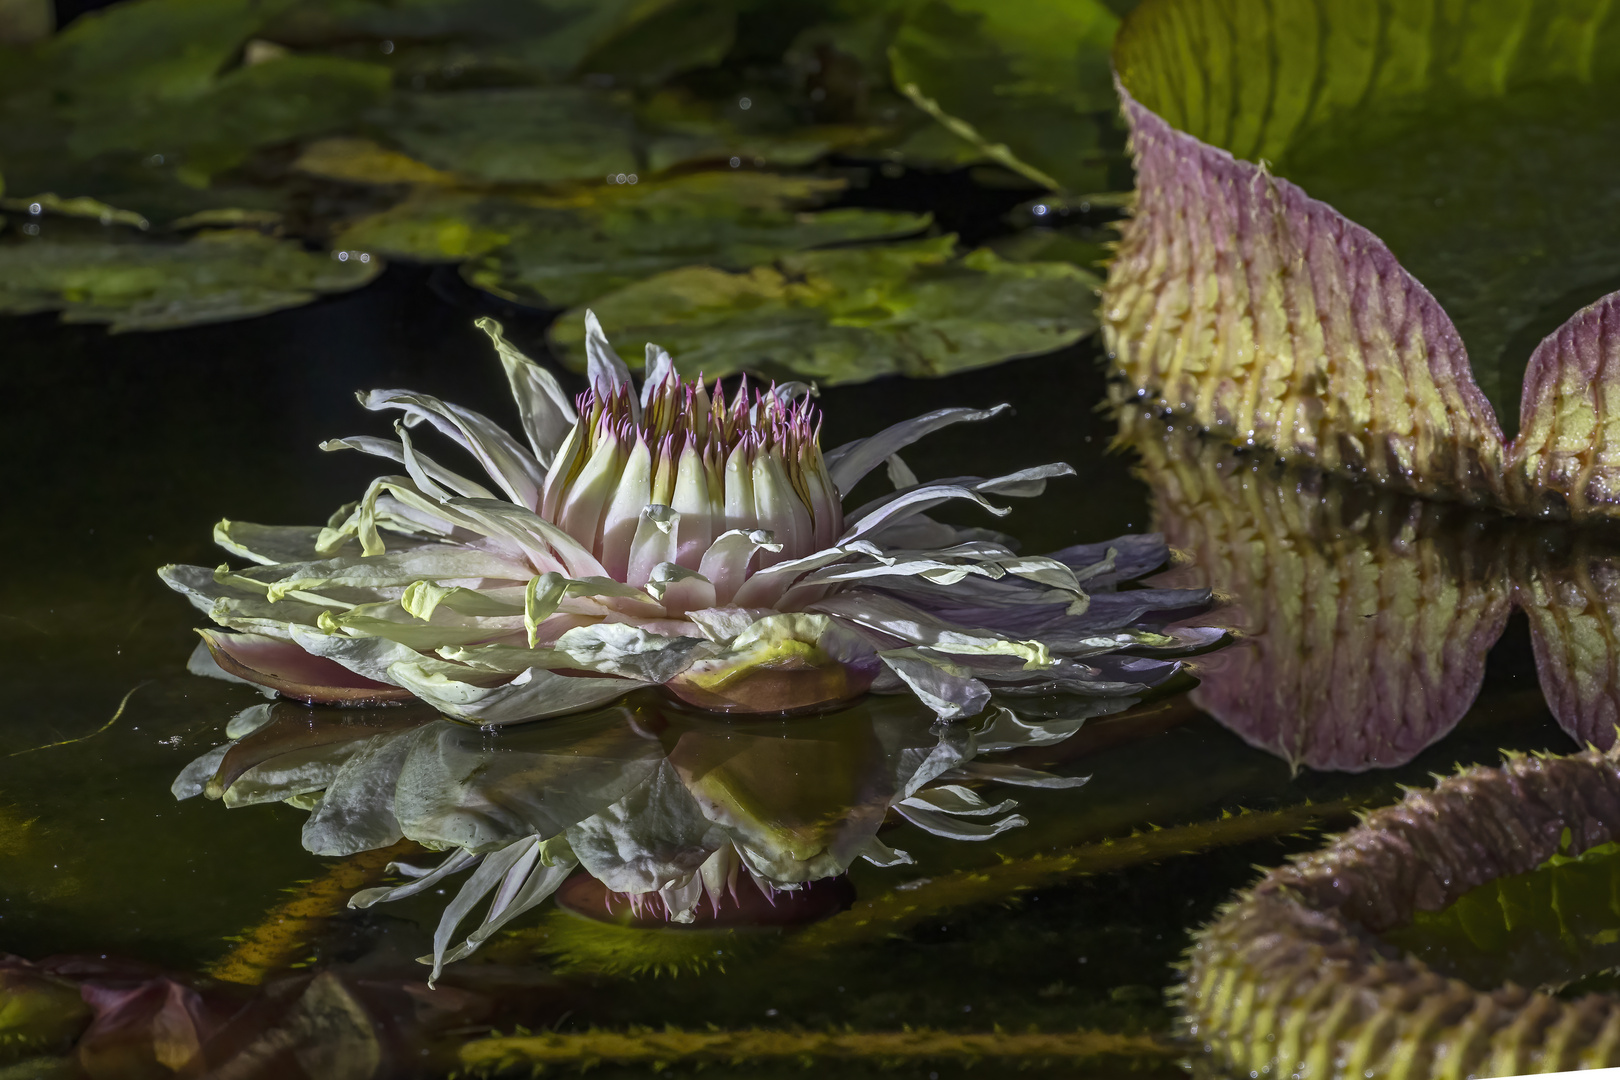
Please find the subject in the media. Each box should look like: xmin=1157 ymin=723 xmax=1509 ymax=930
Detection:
xmin=161 ymin=313 xmax=1214 ymax=724
xmin=174 ymin=696 xmax=1093 ymax=981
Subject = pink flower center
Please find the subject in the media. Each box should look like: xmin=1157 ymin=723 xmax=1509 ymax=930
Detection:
xmin=539 ymin=373 xmax=843 ymax=581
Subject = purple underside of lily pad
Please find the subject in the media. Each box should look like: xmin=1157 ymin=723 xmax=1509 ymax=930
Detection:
xmin=1104 ymin=84 xmax=1620 ymax=523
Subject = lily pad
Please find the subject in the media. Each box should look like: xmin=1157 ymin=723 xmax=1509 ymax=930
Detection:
xmin=261 ymin=0 xmax=699 ymax=86
xmin=68 ymin=54 xmax=393 ymax=183
xmin=1384 ymin=839 xmax=1620 ymax=993
xmin=466 ymin=176 xmax=929 ymax=308
xmin=333 ymin=170 xmax=929 ymax=308
xmin=888 ymin=0 xmax=1121 ymax=192
xmin=549 ymin=235 xmax=1100 ymax=383
xmin=0 ymin=224 xmax=380 ymax=331
xmin=367 ymin=87 xmax=640 ymax=184
xmin=1109 ymin=0 xmax=1620 ymax=445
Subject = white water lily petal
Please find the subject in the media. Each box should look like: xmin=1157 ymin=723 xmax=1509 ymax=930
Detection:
xmin=825 ymin=405 xmax=1011 ymax=495
xmin=942 ymin=761 xmax=1091 ymax=789
xmin=162 ymin=564 xmax=330 ymax=637
xmin=350 ymin=848 xmax=481 ymax=909
xmin=172 ymin=744 xmax=231 ymax=801
xmin=627 ymin=504 xmax=680 ymax=588
xmin=814 ymin=593 xmax=1054 ymax=669
xmin=894 ymin=802 xmax=1027 ymax=840
xmin=584 ymin=310 xmax=637 ymax=416
xmin=321 ymin=433 xmax=497 ymax=501
xmin=302 ymin=727 xmax=424 ymax=856
xmin=225 ymin=703 xmax=277 ymax=739
xmin=598 ymin=436 xmax=652 ymax=580
xmin=402 ymin=580 xmax=525 ymax=622
xmin=697 ymin=528 xmax=781 ymax=606
xmin=878 ymin=649 xmax=991 ymax=721
xmin=645 ymin=562 xmax=717 ymax=613
xmin=844 ymin=464 xmax=1076 ymax=542
xmin=554 ymin=622 xmax=712 ymax=682
xmin=186 ymin=637 xmax=275 ymax=692
xmin=221 ymin=741 xmax=363 ymax=808
xmin=843 ymin=482 xmax=1012 ymax=543
xmin=900 ymin=783 xmax=1018 ymax=818
xmin=477 ymin=317 xmax=577 ymax=466
xmin=683 ymin=606 xmax=779 ymax=643
xmin=290 ymin=623 xmax=437 ymax=686
xmin=565 ymin=760 xmax=726 ymax=896
xmin=423 ymin=834 xmax=539 ymax=984
xmin=522 ymin=572 xmax=662 ymax=647
xmin=213 ymin=521 xmax=339 ymax=566
xmin=234 ymin=546 xmax=523 ymax=603
xmin=855 ymin=835 xmax=915 ymax=867
xmin=641 ymin=343 xmax=675 ymax=408
xmin=388 ymin=662 xmax=637 ymax=725
xmin=885 ymin=453 xmax=920 ymax=490
xmin=448 ymin=498 xmax=608 ymax=580
xmin=439 ymin=851 xmax=576 ymax=967
xmin=360 ymin=389 xmax=545 ymax=510
xmin=319 ymin=607 xmax=513 ymax=652
xmin=750 ymin=451 xmax=812 ymax=569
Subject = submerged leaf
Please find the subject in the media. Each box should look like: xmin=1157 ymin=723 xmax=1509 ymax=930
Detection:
xmin=0 ymin=226 xmax=379 ymax=331
xmin=549 ymin=236 xmax=1099 ymax=383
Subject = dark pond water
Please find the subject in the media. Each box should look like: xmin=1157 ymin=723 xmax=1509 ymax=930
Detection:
xmin=0 ymin=167 xmax=1594 ymax=1079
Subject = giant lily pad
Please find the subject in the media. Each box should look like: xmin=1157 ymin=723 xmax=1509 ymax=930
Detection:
xmin=549 ymin=235 xmax=1099 ymax=383
xmin=888 ymin=0 xmax=1121 ymax=192
xmin=1105 ymin=0 xmax=1620 ymax=518
xmin=0 ymin=224 xmax=380 ymax=331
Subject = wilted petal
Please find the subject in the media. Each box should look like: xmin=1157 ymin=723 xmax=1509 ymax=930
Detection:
xmin=387 ymin=662 xmax=637 ymax=725
xmin=877 ymin=649 xmax=991 ymax=721
xmin=477 ymin=316 xmax=577 ymax=466
xmin=825 ymin=405 xmax=1012 ymax=495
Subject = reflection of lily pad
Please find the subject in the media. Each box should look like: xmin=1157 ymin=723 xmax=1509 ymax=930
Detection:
xmin=335 ymin=171 xmax=929 ymax=308
xmin=0 ymin=226 xmax=379 ymax=331
xmin=888 ymin=0 xmax=1120 ymax=192
xmin=550 ymin=235 xmax=1099 ymax=383
xmin=369 ymin=87 xmax=639 ymax=183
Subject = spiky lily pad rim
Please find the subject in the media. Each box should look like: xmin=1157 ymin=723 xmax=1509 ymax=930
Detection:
xmin=1180 ymin=745 xmax=1620 ymax=1078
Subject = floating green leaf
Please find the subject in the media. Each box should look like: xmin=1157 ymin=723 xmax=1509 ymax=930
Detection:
xmin=888 ymin=0 xmax=1121 ymax=192
xmin=368 ymin=87 xmax=640 ymax=184
xmin=334 ymin=171 xmax=928 ymax=307
xmin=474 ymin=178 xmax=928 ymax=307
xmin=0 ymin=225 xmax=379 ymax=331
xmin=69 ymin=55 xmax=393 ymax=183
xmin=260 ymin=0 xmax=692 ymax=85
xmin=549 ymin=235 xmax=1099 ymax=383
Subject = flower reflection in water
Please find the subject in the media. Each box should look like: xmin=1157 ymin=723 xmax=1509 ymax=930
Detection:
xmin=175 ymin=694 xmax=1094 ymax=982
xmin=160 ymin=314 xmax=1216 ymax=724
